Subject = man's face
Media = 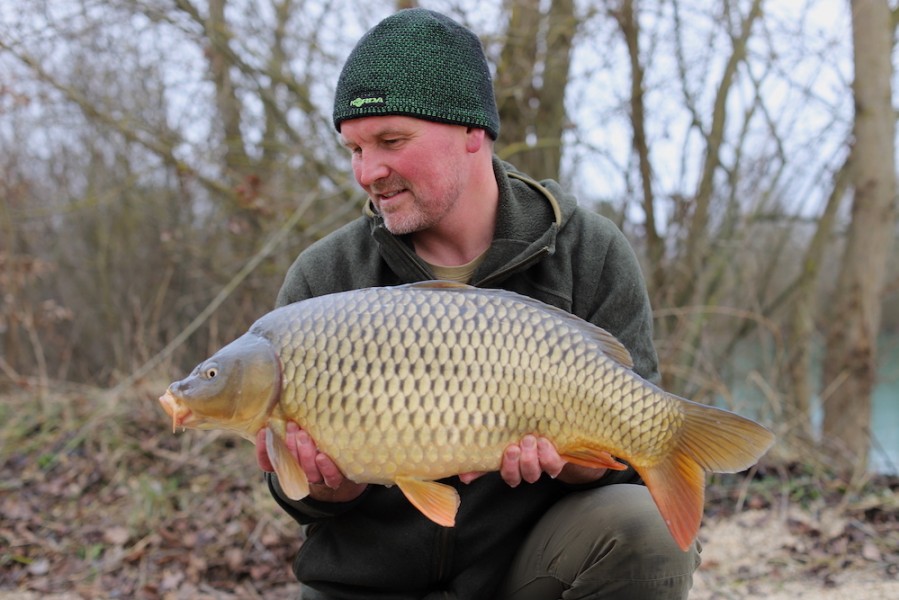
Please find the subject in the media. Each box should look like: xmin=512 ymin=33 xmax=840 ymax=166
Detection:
xmin=340 ymin=116 xmax=472 ymax=235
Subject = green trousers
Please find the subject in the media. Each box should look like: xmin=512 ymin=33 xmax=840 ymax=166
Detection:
xmin=300 ymin=484 xmax=701 ymax=600
xmin=499 ymin=484 xmax=701 ymax=599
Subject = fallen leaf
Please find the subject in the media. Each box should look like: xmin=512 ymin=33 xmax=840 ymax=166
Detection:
xmin=862 ymin=540 xmax=882 ymax=562
xmin=103 ymin=526 xmax=130 ymax=546
xmin=28 ymin=558 xmax=50 ymax=576
xmin=160 ymin=569 xmax=184 ymax=591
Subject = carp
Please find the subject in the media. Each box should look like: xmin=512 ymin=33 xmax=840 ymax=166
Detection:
xmin=159 ymin=281 xmax=774 ymax=550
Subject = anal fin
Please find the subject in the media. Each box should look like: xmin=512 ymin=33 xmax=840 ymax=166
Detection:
xmin=265 ymin=427 xmax=310 ymax=500
xmin=395 ymin=476 xmax=460 ymax=527
xmin=560 ymin=446 xmax=629 ymax=471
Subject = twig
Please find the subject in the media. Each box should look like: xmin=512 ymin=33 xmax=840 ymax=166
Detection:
xmin=0 ymin=355 xmax=23 ymax=383
xmin=110 ymin=188 xmax=331 ymax=395
xmin=734 ymin=464 xmax=759 ymax=513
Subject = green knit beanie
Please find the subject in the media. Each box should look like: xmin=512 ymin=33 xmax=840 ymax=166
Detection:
xmin=333 ymin=8 xmax=500 ymax=139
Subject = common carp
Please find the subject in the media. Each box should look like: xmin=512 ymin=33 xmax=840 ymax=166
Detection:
xmin=159 ymin=281 xmax=774 ymax=550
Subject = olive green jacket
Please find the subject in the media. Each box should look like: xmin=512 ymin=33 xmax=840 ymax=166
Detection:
xmin=268 ymin=157 xmax=657 ymax=599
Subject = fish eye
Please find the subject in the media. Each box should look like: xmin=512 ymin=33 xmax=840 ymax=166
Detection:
xmin=205 ymin=367 xmax=218 ymax=379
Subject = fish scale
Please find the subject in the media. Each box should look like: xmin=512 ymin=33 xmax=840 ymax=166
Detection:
xmin=264 ymin=285 xmax=676 ymax=481
xmin=159 ymin=281 xmax=774 ymax=550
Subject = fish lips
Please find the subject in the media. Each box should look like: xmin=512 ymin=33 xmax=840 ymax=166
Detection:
xmin=158 ymin=389 xmax=194 ymax=432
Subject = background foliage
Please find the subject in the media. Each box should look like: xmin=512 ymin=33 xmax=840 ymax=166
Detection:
xmin=1 ymin=0 xmax=897 ymax=466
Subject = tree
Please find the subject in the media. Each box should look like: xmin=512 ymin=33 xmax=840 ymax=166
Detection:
xmin=495 ymin=0 xmax=577 ymax=180
xmin=0 ymin=0 xmax=361 ymax=381
xmin=820 ymin=0 xmax=897 ymax=475
xmin=2 ymin=0 xmax=885 ymax=477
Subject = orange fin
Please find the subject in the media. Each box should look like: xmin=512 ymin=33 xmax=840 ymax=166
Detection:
xmin=639 ymin=449 xmax=706 ymax=552
xmin=676 ymin=400 xmax=775 ymax=473
xmin=395 ymin=476 xmax=460 ymax=527
xmin=637 ymin=399 xmax=776 ymax=551
xmin=560 ymin=446 xmax=629 ymax=471
xmin=265 ymin=427 xmax=310 ymax=501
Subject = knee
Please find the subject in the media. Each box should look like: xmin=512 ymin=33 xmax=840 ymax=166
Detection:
xmin=566 ymin=484 xmax=700 ymax=577
xmin=500 ymin=484 xmax=700 ymax=599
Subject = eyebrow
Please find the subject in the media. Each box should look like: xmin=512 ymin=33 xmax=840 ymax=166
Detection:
xmin=341 ymin=128 xmax=412 ymax=147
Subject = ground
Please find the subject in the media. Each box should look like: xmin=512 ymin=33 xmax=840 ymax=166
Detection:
xmin=693 ymin=508 xmax=898 ymax=599
xmin=0 ymin=383 xmax=896 ymax=599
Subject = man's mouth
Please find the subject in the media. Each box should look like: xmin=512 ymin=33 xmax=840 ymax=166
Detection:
xmin=374 ymin=189 xmax=407 ymax=208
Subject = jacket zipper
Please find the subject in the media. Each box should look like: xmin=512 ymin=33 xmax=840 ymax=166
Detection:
xmin=476 ymin=245 xmax=552 ymax=287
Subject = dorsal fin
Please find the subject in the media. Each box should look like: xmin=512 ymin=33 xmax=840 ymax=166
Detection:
xmin=402 ymin=280 xmax=474 ymax=290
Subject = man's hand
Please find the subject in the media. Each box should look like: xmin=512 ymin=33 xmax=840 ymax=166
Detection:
xmin=458 ymin=435 xmax=608 ymax=486
xmin=256 ymin=422 xmax=368 ymax=503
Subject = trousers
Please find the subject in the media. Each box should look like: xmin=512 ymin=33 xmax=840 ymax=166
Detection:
xmin=300 ymin=484 xmax=701 ymax=600
xmin=498 ymin=484 xmax=701 ymax=599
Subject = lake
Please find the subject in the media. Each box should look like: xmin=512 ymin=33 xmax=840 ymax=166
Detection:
xmin=867 ymin=336 xmax=898 ymax=474
xmin=730 ymin=335 xmax=898 ymax=475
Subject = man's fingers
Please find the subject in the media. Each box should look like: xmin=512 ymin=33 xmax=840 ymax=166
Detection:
xmin=296 ymin=429 xmax=324 ymax=484
xmin=458 ymin=471 xmax=486 ymax=484
xmin=519 ymin=435 xmax=542 ymax=483
xmin=500 ymin=443 xmax=523 ymax=487
xmin=498 ymin=435 xmax=570 ymax=487
xmin=316 ymin=453 xmax=348 ymax=489
xmin=285 ymin=421 xmax=301 ymax=458
xmin=536 ymin=437 xmax=565 ymax=479
xmin=296 ymin=428 xmax=347 ymax=490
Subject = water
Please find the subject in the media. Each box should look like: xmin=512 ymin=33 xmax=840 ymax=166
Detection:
xmin=869 ymin=337 xmax=899 ymax=474
xmin=729 ymin=335 xmax=899 ymax=475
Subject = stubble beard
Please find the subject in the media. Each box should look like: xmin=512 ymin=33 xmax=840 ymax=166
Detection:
xmin=375 ymin=171 xmax=464 ymax=236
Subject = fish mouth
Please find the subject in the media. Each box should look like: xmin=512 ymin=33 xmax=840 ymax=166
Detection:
xmin=158 ymin=390 xmax=193 ymax=433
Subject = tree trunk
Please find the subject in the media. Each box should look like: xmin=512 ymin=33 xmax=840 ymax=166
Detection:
xmin=531 ymin=0 xmax=575 ymax=180
xmin=782 ymin=159 xmax=848 ymax=456
xmin=206 ymin=0 xmax=250 ymax=183
xmin=495 ymin=0 xmax=576 ymax=180
xmin=821 ymin=0 xmax=897 ymax=476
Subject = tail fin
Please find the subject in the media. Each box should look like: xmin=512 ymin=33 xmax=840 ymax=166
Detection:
xmin=638 ymin=400 xmax=774 ymax=551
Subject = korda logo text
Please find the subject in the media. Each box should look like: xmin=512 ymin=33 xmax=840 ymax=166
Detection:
xmin=350 ymin=96 xmax=386 ymax=108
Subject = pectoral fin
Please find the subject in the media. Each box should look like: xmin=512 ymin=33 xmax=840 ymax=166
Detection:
xmin=560 ymin=446 xmax=629 ymax=471
xmin=265 ymin=427 xmax=310 ymax=500
xmin=395 ymin=476 xmax=460 ymax=527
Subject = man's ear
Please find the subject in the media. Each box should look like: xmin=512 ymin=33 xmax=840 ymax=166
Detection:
xmin=465 ymin=127 xmax=488 ymax=153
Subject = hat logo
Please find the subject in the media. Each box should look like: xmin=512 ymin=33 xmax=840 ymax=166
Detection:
xmin=350 ymin=95 xmax=386 ymax=108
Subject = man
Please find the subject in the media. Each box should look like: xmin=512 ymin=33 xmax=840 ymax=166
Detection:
xmin=256 ymin=8 xmax=700 ymax=599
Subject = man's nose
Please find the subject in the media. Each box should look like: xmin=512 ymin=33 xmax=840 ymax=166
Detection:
xmin=355 ymin=152 xmax=390 ymax=187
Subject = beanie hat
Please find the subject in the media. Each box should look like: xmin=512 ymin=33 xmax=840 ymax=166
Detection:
xmin=333 ymin=8 xmax=500 ymax=139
